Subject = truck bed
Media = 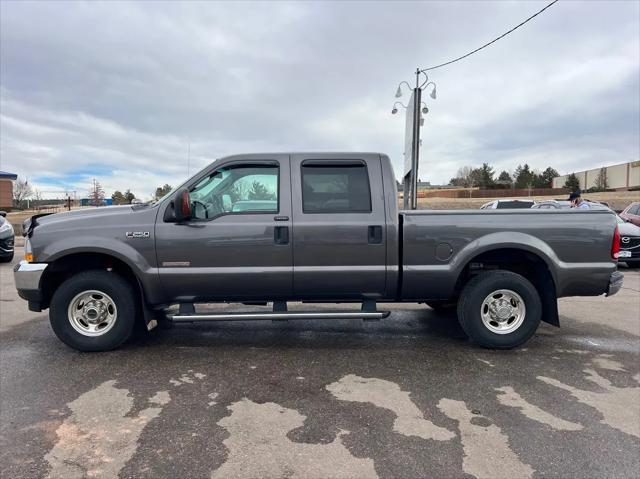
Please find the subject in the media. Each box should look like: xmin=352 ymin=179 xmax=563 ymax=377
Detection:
xmin=399 ymin=208 xmax=618 ymax=300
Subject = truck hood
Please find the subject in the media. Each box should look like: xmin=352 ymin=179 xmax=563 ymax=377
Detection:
xmin=37 ymin=205 xmax=133 ymax=223
xmin=26 ymin=205 xmax=137 ymax=235
xmin=619 ymin=221 xmax=640 ymax=237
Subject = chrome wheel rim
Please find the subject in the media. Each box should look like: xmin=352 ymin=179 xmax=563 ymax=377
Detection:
xmin=480 ymin=289 xmax=526 ymax=335
xmin=67 ymin=290 xmax=117 ymax=337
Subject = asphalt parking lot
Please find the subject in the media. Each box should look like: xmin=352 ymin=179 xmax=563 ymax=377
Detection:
xmin=1 ymin=247 xmax=639 ymax=479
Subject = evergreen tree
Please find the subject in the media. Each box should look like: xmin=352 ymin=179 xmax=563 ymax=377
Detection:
xmin=477 ymin=163 xmax=495 ymax=188
xmin=154 ymin=184 xmax=172 ymax=200
xmin=248 ymin=181 xmax=275 ymax=200
xmin=563 ymin=173 xmax=580 ymax=191
xmin=111 ymin=190 xmax=126 ymax=205
xmin=539 ymin=167 xmax=559 ymax=188
xmin=124 ymin=189 xmax=136 ymax=204
xmin=497 ymin=170 xmax=512 ymax=183
xmin=515 ymin=164 xmax=534 ymax=189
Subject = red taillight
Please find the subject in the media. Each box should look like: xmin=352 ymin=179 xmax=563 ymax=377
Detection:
xmin=612 ymin=225 xmax=620 ymax=260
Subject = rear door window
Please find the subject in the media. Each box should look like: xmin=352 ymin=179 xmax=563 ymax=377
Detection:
xmin=301 ymin=164 xmax=372 ymax=213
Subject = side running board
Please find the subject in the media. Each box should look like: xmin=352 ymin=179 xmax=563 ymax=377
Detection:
xmin=170 ymin=301 xmax=390 ymax=322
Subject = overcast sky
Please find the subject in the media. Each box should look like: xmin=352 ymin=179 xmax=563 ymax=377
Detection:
xmin=1 ymin=0 xmax=638 ymax=199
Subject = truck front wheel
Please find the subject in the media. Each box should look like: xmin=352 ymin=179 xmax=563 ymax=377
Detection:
xmin=457 ymin=270 xmax=541 ymax=349
xmin=49 ymin=270 xmax=137 ymax=352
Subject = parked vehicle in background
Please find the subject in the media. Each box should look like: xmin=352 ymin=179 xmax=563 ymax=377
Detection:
xmin=532 ymin=200 xmax=609 ymax=210
xmin=531 ymin=201 xmax=636 ymax=267
xmin=531 ymin=200 xmax=570 ymax=209
xmin=14 ymin=153 xmax=623 ymax=352
xmin=620 ymin=202 xmax=640 ymax=226
xmin=616 ymin=214 xmax=640 ymax=268
xmin=479 ymin=199 xmax=536 ymax=209
xmin=0 ymin=212 xmax=15 ymax=263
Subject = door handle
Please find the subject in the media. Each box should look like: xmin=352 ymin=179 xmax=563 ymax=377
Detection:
xmin=274 ymin=226 xmax=289 ymax=245
xmin=368 ymin=225 xmax=383 ymax=244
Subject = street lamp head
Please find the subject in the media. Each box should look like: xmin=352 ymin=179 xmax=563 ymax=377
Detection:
xmin=395 ymin=86 xmax=403 ymax=98
xmin=391 ymin=107 xmax=398 ymax=114
xmin=430 ymin=85 xmax=437 ymax=99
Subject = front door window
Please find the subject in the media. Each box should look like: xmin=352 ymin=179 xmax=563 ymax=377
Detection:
xmin=190 ymin=164 xmax=279 ymax=220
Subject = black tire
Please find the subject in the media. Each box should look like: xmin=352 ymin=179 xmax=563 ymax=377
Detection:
xmin=625 ymin=262 xmax=640 ymax=268
xmin=49 ymin=270 xmax=138 ymax=352
xmin=457 ymin=270 xmax=541 ymax=349
xmin=0 ymin=252 xmax=14 ymax=263
xmin=426 ymin=300 xmax=456 ymax=311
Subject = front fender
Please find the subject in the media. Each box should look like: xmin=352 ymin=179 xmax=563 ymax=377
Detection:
xmin=38 ymin=236 xmax=164 ymax=305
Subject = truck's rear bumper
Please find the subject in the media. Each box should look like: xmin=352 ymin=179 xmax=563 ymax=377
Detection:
xmin=606 ymin=271 xmax=624 ymax=297
xmin=14 ymin=261 xmax=47 ymax=310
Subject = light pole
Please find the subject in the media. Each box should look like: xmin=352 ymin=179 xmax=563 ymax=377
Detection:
xmin=391 ymin=69 xmax=436 ymax=209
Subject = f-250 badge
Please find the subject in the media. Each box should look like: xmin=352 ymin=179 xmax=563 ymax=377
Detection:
xmin=125 ymin=231 xmax=150 ymax=239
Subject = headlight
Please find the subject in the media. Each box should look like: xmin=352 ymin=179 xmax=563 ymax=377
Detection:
xmin=0 ymin=221 xmax=13 ymax=234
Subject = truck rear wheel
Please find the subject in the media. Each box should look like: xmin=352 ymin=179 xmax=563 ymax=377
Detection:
xmin=457 ymin=270 xmax=541 ymax=349
xmin=49 ymin=270 xmax=137 ymax=352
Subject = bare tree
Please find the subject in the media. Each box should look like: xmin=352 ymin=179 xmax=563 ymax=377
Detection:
xmin=594 ymin=167 xmax=608 ymax=192
xmin=13 ymin=177 xmax=33 ymax=208
xmin=89 ymin=179 xmax=106 ymax=206
xmin=33 ymin=189 xmax=43 ymax=210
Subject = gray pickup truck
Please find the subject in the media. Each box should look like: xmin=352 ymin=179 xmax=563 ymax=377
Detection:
xmin=14 ymin=153 xmax=623 ymax=351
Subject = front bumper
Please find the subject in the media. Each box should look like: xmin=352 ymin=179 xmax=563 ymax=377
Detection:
xmin=14 ymin=261 xmax=48 ymax=307
xmin=619 ymin=254 xmax=640 ymax=264
xmin=606 ymin=271 xmax=624 ymax=297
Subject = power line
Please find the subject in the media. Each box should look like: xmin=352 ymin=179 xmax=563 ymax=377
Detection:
xmin=420 ymin=0 xmax=559 ymax=72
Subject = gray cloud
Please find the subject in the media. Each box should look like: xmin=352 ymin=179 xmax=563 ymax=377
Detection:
xmin=1 ymin=0 xmax=638 ymax=198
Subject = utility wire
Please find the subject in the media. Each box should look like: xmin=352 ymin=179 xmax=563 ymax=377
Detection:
xmin=420 ymin=0 xmax=559 ymax=72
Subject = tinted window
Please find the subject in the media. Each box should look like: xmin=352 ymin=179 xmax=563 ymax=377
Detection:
xmin=495 ymin=201 xmax=534 ymax=209
xmin=301 ymin=164 xmax=371 ymax=213
xmin=190 ymin=164 xmax=278 ymax=219
xmin=629 ymin=204 xmax=640 ymax=215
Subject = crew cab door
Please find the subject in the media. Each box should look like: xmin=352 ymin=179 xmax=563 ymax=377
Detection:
xmin=290 ymin=154 xmax=387 ymax=299
xmin=155 ymin=155 xmax=292 ymax=301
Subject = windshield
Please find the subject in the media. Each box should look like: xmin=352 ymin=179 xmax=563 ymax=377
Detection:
xmin=143 ymin=161 xmax=217 ymax=206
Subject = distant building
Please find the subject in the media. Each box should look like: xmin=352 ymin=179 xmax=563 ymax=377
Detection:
xmin=79 ymin=198 xmax=113 ymax=207
xmin=0 ymin=171 xmax=17 ymax=211
xmin=553 ymin=161 xmax=640 ymax=190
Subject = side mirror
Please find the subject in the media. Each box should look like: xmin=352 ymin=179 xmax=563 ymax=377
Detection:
xmin=0 ymin=211 xmax=6 ymax=217
xmin=174 ymin=188 xmax=191 ymax=222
